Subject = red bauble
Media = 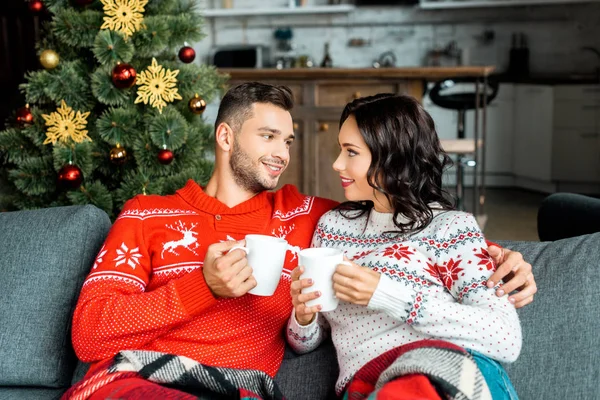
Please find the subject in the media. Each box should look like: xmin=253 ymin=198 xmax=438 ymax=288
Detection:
xmin=178 ymin=46 xmax=196 ymax=64
xmin=28 ymin=0 xmax=44 ymax=13
xmin=111 ymin=63 xmax=137 ymax=89
xmin=16 ymin=105 xmax=34 ymax=125
xmin=157 ymin=149 xmax=174 ymax=165
xmin=57 ymin=164 xmax=83 ymax=190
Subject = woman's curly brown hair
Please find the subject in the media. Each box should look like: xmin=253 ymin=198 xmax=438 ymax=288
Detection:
xmin=336 ymin=93 xmax=455 ymax=234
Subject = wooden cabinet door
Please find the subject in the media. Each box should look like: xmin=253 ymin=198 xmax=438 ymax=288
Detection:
xmin=275 ymin=120 xmax=305 ymax=192
xmin=316 ymin=83 xmax=397 ymax=107
xmin=314 ymin=120 xmax=346 ymax=203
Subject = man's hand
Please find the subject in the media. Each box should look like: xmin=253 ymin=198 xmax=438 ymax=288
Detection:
xmin=332 ymin=258 xmax=381 ymax=306
xmin=290 ymin=266 xmax=321 ymax=326
xmin=487 ymin=245 xmax=537 ymax=308
xmin=202 ymin=240 xmax=256 ymax=298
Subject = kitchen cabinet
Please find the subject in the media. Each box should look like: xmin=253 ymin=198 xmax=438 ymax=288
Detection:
xmin=551 ymin=85 xmax=600 ymax=183
xmin=512 ymin=85 xmax=554 ymax=183
xmin=314 ymin=120 xmax=346 ymax=202
xmin=510 ymin=84 xmax=600 ymax=192
xmin=275 ymin=120 xmax=306 ymax=193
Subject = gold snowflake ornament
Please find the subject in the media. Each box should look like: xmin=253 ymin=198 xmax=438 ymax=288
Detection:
xmin=42 ymin=100 xmax=91 ymax=145
xmin=135 ymin=58 xmax=182 ymax=114
xmin=100 ymin=0 xmax=148 ymax=38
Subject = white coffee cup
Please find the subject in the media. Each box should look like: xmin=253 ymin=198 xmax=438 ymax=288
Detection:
xmin=231 ymin=234 xmax=289 ymax=296
xmin=298 ymin=248 xmax=351 ymax=312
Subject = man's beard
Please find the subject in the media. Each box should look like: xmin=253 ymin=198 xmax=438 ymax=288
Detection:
xmin=229 ymin=141 xmax=284 ymax=193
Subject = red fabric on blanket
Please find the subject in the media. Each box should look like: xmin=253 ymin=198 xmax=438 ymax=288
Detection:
xmin=344 ymin=340 xmax=469 ymax=400
xmin=62 ymin=355 xmax=270 ymax=400
xmin=89 ymin=377 xmax=198 ymax=400
xmin=376 ymin=375 xmax=442 ymax=400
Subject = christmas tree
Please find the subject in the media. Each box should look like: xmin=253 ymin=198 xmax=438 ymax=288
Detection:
xmin=0 ymin=0 xmax=227 ymax=219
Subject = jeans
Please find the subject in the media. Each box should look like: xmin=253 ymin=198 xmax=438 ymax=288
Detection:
xmin=469 ymin=350 xmax=519 ymax=400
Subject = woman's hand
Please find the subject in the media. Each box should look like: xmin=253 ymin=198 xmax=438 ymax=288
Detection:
xmin=332 ymin=258 xmax=381 ymax=306
xmin=290 ymin=266 xmax=322 ymax=325
xmin=487 ymin=245 xmax=537 ymax=308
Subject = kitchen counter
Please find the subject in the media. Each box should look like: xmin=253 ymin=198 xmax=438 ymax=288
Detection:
xmin=220 ymin=66 xmax=496 ymax=80
xmin=495 ymin=73 xmax=599 ymax=85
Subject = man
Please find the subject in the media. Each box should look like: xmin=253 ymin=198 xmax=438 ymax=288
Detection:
xmin=67 ymin=82 xmax=536 ymax=399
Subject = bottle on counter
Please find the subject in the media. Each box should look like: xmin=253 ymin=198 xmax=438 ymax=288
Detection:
xmin=320 ymin=42 xmax=333 ymax=68
xmin=508 ymin=32 xmax=530 ymax=79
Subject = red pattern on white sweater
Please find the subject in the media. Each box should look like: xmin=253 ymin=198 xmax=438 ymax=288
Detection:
xmin=286 ymin=208 xmax=522 ymax=394
xmin=72 ymin=180 xmax=336 ymax=379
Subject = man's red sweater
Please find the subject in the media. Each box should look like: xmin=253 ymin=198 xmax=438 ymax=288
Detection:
xmin=72 ymin=180 xmax=337 ymax=378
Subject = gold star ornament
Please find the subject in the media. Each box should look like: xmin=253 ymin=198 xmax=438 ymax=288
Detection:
xmin=135 ymin=58 xmax=182 ymax=114
xmin=100 ymin=0 xmax=148 ymax=38
xmin=42 ymin=100 xmax=91 ymax=145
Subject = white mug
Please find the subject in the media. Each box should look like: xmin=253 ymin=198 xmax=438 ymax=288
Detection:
xmin=231 ymin=234 xmax=289 ymax=296
xmin=298 ymin=248 xmax=351 ymax=312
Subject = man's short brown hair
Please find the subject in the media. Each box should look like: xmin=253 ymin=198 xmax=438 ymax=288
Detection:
xmin=214 ymin=82 xmax=294 ymax=134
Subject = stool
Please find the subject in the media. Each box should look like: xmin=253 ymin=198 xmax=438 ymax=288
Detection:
xmin=429 ymin=77 xmax=499 ymax=211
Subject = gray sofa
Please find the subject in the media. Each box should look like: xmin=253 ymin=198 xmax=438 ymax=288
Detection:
xmin=0 ymin=205 xmax=598 ymax=400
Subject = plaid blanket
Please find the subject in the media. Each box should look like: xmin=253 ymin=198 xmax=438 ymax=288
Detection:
xmin=343 ymin=340 xmax=492 ymax=400
xmin=62 ymin=350 xmax=285 ymax=400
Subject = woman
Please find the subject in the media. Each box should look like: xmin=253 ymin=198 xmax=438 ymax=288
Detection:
xmin=287 ymin=94 xmax=521 ymax=399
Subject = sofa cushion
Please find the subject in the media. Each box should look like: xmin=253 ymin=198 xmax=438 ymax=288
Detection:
xmin=497 ymin=233 xmax=600 ymax=400
xmin=0 ymin=206 xmax=110 ymax=388
xmin=0 ymin=387 xmax=65 ymax=400
xmin=276 ymin=339 xmax=339 ymax=400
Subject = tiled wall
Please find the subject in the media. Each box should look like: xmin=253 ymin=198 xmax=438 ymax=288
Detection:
xmin=193 ymin=0 xmax=600 ymax=75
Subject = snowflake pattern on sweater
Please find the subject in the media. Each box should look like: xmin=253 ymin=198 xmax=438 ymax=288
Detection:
xmin=72 ymin=180 xmax=337 ymax=380
xmin=286 ymin=208 xmax=522 ymax=394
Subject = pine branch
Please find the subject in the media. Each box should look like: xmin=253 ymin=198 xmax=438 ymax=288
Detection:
xmin=146 ymin=0 xmax=178 ymax=15
xmin=162 ymin=159 xmax=213 ymax=194
xmin=45 ymin=61 xmax=95 ymax=111
xmin=36 ymin=21 xmax=81 ymax=61
xmin=171 ymin=63 xmax=227 ymax=104
xmin=20 ymin=70 xmax=54 ymax=105
xmin=148 ymin=106 xmax=188 ymax=150
xmin=114 ymin=169 xmax=163 ymax=209
xmin=52 ymin=142 xmax=94 ymax=179
xmin=9 ymin=156 xmax=56 ymax=196
xmin=0 ymin=128 xmax=43 ymax=163
xmin=53 ymin=9 xmax=104 ymax=48
xmin=91 ymin=65 xmax=133 ymax=106
xmin=131 ymin=131 xmax=159 ymax=172
xmin=44 ymin=0 xmax=75 ymax=14
xmin=21 ymin=107 xmax=54 ymax=148
xmin=96 ymin=106 xmax=141 ymax=145
xmin=173 ymin=0 xmax=201 ymax=15
xmin=90 ymin=141 xmax=133 ymax=188
xmin=166 ymin=13 xmax=205 ymax=47
xmin=68 ymin=180 xmax=114 ymax=217
xmin=132 ymin=16 xmax=171 ymax=58
xmin=93 ymin=30 xmax=135 ymax=65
